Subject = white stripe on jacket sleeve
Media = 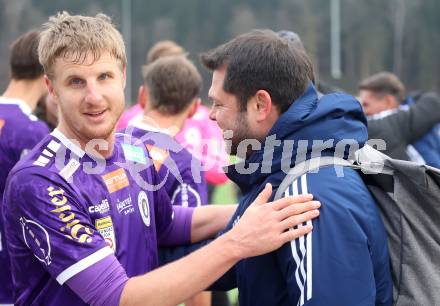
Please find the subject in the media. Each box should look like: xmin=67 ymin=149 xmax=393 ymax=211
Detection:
xmin=285 ymin=174 xmax=313 ymax=306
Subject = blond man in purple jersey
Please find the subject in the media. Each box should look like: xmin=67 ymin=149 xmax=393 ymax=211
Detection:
xmin=2 ymin=12 xmax=320 ymax=306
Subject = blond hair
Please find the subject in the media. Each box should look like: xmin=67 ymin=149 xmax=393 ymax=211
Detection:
xmin=38 ymin=12 xmax=126 ymax=78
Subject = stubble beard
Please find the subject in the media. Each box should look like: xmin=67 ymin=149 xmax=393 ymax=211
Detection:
xmin=229 ymin=111 xmax=260 ymax=158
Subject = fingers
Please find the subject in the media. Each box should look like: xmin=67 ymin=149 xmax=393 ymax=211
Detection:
xmin=271 ymin=194 xmax=314 ymax=211
xmin=252 ymin=183 xmax=273 ymax=206
xmin=280 ymin=224 xmax=313 ymax=243
xmin=276 ymin=200 xmax=321 ymax=221
xmin=279 ymin=209 xmax=319 ymax=230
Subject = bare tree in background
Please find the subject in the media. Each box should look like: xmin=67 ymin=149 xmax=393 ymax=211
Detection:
xmin=392 ymin=0 xmax=405 ymax=76
xmin=0 ymin=0 xmax=28 ymax=90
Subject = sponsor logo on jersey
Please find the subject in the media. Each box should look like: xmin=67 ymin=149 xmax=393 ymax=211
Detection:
xmin=171 ymin=183 xmax=202 ymax=207
xmin=102 ymin=168 xmax=130 ymax=193
xmin=122 ymin=144 xmax=147 ymax=164
xmin=138 ymin=191 xmax=150 ymax=227
xmin=0 ymin=119 xmax=5 ymax=136
xmin=47 ymin=186 xmax=94 ymax=243
xmin=116 ymin=195 xmax=134 ymax=215
xmin=95 ymin=216 xmax=116 ymax=251
xmin=145 ymin=144 xmax=169 ymax=172
xmin=20 ymin=217 xmax=52 ymax=266
xmin=89 ymin=199 xmax=110 ymax=214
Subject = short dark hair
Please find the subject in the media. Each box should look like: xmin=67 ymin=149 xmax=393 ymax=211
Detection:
xmin=358 ymin=72 xmax=406 ymax=102
xmin=9 ymin=30 xmax=44 ymax=80
xmin=142 ymin=56 xmax=202 ymax=115
xmin=200 ymin=29 xmax=314 ymax=113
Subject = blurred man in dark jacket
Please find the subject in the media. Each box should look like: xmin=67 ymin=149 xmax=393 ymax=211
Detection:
xmin=359 ymin=72 xmax=440 ymax=165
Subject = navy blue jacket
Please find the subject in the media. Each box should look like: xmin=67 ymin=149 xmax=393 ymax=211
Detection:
xmin=216 ymin=85 xmax=392 ymax=306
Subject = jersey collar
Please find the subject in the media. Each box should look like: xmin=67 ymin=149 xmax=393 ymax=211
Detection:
xmin=129 ymin=120 xmax=173 ymax=136
xmin=51 ymin=129 xmax=86 ymax=158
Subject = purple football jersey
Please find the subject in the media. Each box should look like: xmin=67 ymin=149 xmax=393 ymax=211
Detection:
xmin=2 ymin=129 xmax=190 ymax=305
xmin=0 ymin=98 xmax=49 ymax=303
xmin=129 ymin=123 xmax=208 ymax=208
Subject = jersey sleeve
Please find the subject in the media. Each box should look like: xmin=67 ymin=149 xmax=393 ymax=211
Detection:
xmin=32 ymin=121 xmax=51 ymax=142
xmin=10 ymin=120 xmax=50 ymax=161
xmin=66 ymin=254 xmax=128 ymax=306
xmin=151 ymin=170 xmax=175 ymax=235
xmin=275 ymin=172 xmax=392 ymax=306
xmin=154 ymin=182 xmax=194 ymax=246
xmin=21 ymin=121 xmax=50 ymax=156
xmin=3 ymin=168 xmax=112 ymax=285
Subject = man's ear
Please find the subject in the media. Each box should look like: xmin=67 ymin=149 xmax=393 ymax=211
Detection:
xmin=249 ymin=90 xmax=273 ymax=121
xmin=122 ymin=66 xmax=127 ymax=89
xmin=137 ymin=85 xmax=148 ymax=109
xmin=45 ymin=75 xmax=59 ymax=105
xmin=187 ymin=97 xmax=201 ymax=119
xmin=384 ymin=94 xmax=399 ymax=109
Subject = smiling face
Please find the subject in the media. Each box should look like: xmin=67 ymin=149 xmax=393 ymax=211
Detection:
xmin=208 ymin=67 xmax=253 ymax=156
xmin=46 ymin=52 xmax=125 ymax=145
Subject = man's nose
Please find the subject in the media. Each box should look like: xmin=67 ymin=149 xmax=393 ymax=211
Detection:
xmin=85 ymin=82 xmax=103 ymax=104
xmin=209 ymin=106 xmax=216 ymax=121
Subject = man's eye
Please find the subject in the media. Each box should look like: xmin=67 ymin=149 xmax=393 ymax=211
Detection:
xmin=70 ymin=78 xmax=84 ymax=86
xmin=98 ymin=73 xmax=110 ymax=80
